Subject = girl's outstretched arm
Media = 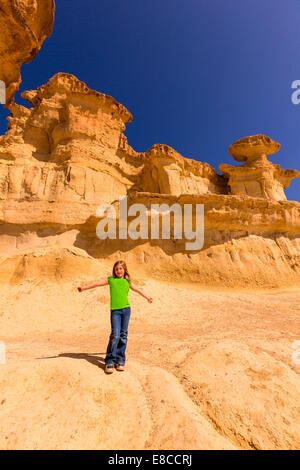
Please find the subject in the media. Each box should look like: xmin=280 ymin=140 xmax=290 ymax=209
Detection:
xmin=130 ymin=283 xmax=153 ymax=303
xmin=78 ymin=278 xmax=108 ymax=292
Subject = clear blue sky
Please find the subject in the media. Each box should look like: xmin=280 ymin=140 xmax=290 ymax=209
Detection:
xmin=1 ymin=0 xmax=300 ymax=201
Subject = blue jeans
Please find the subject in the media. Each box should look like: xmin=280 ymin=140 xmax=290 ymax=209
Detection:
xmin=105 ymin=307 xmax=131 ymax=366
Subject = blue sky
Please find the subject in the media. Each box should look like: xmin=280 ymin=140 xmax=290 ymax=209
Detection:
xmin=1 ymin=0 xmax=299 ymax=201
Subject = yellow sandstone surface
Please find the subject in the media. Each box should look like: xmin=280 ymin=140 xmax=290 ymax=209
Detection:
xmin=0 ymin=0 xmax=55 ymax=105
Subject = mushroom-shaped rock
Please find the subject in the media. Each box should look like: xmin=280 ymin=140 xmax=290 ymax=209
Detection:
xmin=228 ymin=134 xmax=280 ymax=163
xmin=17 ymin=72 xmax=133 ymax=166
xmin=0 ymin=73 xmax=137 ymax=210
xmin=219 ymin=135 xmax=300 ymax=201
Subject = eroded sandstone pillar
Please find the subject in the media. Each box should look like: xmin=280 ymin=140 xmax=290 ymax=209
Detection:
xmin=219 ymin=134 xmax=300 ymax=201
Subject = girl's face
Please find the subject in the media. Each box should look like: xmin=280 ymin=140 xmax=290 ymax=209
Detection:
xmin=114 ymin=263 xmax=125 ymax=278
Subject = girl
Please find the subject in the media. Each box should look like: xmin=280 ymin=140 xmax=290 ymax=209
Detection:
xmin=78 ymin=260 xmax=153 ymax=374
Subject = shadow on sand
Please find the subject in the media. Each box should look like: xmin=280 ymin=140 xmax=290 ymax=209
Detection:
xmin=36 ymin=352 xmax=107 ymax=371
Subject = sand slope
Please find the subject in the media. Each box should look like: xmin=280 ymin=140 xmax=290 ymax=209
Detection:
xmin=0 ymin=261 xmax=299 ymax=450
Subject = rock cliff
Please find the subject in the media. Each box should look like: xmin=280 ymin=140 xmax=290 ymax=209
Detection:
xmin=0 ymin=73 xmax=299 ymax=288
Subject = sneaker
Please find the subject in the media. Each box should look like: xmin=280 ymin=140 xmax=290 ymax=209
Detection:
xmin=115 ymin=364 xmax=125 ymax=371
xmin=105 ymin=365 xmax=114 ymax=374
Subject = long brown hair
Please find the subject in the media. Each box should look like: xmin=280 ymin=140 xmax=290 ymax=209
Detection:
xmin=112 ymin=260 xmax=131 ymax=285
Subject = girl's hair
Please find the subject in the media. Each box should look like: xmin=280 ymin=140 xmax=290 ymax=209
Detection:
xmin=112 ymin=260 xmax=131 ymax=285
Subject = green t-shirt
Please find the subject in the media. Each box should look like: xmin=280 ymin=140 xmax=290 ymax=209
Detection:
xmin=107 ymin=276 xmax=130 ymax=310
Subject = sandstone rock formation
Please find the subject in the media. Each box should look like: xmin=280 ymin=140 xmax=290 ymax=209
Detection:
xmin=0 ymin=72 xmax=299 ymax=289
xmin=219 ymin=135 xmax=300 ymax=201
xmin=134 ymin=143 xmax=228 ymax=196
xmin=0 ymin=61 xmax=299 ymax=453
xmin=0 ymin=0 xmax=55 ymax=105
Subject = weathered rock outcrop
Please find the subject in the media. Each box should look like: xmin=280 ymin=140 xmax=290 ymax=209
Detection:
xmin=0 ymin=73 xmax=228 ymax=220
xmin=133 ymin=144 xmax=228 ymax=196
xmin=0 ymin=73 xmax=299 ymax=289
xmin=0 ymin=0 xmax=55 ymax=105
xmin=219 ymin=135 xmax=300 ymax=201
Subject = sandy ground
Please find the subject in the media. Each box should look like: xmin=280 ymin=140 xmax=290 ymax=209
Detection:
xmin=0 ymin=276 xmax=299 ymax=450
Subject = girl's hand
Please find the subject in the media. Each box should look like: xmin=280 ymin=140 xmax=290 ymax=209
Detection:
xmin=147 ymin=296 xmax=153 ymax=303
xmin=77 ymin=286 xmax=82 ymax=292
